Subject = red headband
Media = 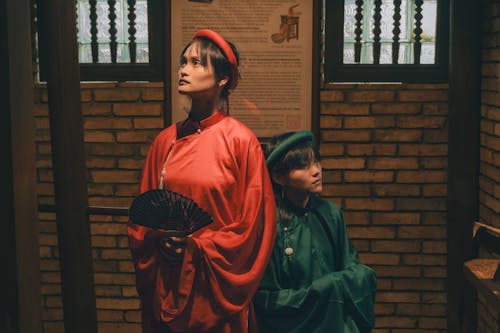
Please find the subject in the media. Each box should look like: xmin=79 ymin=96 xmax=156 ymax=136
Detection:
xmin=192 ymin=29 xmax=239 ymax=90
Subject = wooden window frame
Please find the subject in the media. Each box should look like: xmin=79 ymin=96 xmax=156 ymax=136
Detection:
xmin=36 ymin=0 xmax=165 ymax=82
xmin=324 ymin=0 xmax=450 ymax=83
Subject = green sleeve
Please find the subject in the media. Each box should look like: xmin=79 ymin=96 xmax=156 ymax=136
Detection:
xmin=254 ymin=202 xmax=376 ymax=333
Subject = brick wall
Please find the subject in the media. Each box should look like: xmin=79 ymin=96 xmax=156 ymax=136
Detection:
xmin=320 ymin=83 xmax=449 ymax=333
xmin=35 ymin=81 xmax=449 ymax=332
xmin=477 ymin=0 xmax=500 ymax=332
xmin=35 ymin=82 xmax=164 ymax=333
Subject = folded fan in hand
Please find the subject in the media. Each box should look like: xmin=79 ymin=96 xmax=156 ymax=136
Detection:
xmin=129 ymin=189 xmax=213 ymax=234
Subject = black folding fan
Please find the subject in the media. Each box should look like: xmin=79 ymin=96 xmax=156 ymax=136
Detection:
xmin=129 ymin=189 xmax=213 ymax=234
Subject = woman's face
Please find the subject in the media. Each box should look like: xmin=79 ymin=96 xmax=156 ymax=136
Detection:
xmin=282 ymin=161 xmax=323 ymax=195
xmin=178 ymin=42 xmax=220 ymax=97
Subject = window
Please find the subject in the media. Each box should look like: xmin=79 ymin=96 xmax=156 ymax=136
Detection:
xmin=36 ymin=0 xmax=165 ymax=82
xmin=324 ymin=0 xmax=449 ymax=83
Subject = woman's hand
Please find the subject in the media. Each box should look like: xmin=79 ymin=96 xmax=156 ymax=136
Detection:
xmin=159 ymin=230 xmax=187 ymax=265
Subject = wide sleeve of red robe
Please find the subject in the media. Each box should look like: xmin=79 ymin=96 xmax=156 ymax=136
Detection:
xmin=128 ymin=113 xmax=277 ymax=333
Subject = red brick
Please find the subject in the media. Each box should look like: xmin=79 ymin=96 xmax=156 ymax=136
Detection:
xmin=344 ymin=116 xmax=395 ymax=128
xmin=142 ymin=87 xmax=165 ymax=101
xmin=347 ymin=226 xmax=396 ymax=239
xmin=94 ymin=88 xmax=140 ymax=102
xmin=89 ymin=144 xmax=136 ymax=156
xmin=133 ymin=118 xmax=164 ymax=129
xmin=421 ymin=157 xmax=447 ymax=169
xmin=321 ymin=103 xmax=370 ymax=115
xmin=423 ymin=103 xmax=448 ymax=116
xmin=373 ymin=213 xmax=421 ymax=225
xmin=393 ymin=278 xmax=445 ymax=291
xmin=116 ymin=131 xmax=157 ymax=143
xmin=402 ymin=254 xmax=446 ymax=266
xmin=88 ymin=184 xmax=114 ymax=196
xmin=422 ymin=241 xmax=447 ymax=254
xmin=374 ymin=129 xmax=422 ymax=142
xmin=373 ymin=184 xmax=421 ymax=196
xmin=397 ymin=303 xmax=446 ymax=316
xmin=397 ymin=171 xmax=447 ymax=183
xmin=359 ymin=253 xmax=400 ymax=265
xmin=320 ymin=116 xmax=342 ymax=129
xmin=322 ymin=130 xmax=372 ymax=142
xmin=375 ymin=303 xmax=396 ymax=315
xmin=375 ymin=316 xmax=419 ymax=329
xmin=399 ymin=90 xmax=448 ymax=102
xmin=372 ymin=240 xmax=421 ymax=252
xmin=372 ymin=266 xmax=421 ymax=277
xmin=423 ymin=129 xmax=448 ymax=143
xmin=419 ymin=317 xmax=447 ymax=329
xmin=100 ymin=249 xmax=133 ymax=260
xmin=377 ymin=292 xmax=420 ymax=303
xmin=346 ymin=144 xmax=397 ymax=156
xmin=398 ymin=226 xmax=446 ymax=239
xmin=397 ymin=116 xmax=447 ymax=128
xmin=422 ymin=212 xmax=447 ymax=225
xmin=371 ymin=103 xmax=421 ymax=115
xmin=319 ymin=143 xmax=344 ymax=156
xmin=96 ymin=298 xmax=140 ymax=310
xmin=95 ymin=286 xmax=122 ymax=297
xmin=322 ymin=184 xmax=370 ymax=197
xmin=82 ymin=103 xmax=113 ymax=116
xmin=399 ymin=144 xmax=448 ymax=156
xmin=97 ymin=323 xmax=142 ymax=333
xmin=94 ymin=273 xmax=136 ymax=285
xmin=321 ymin=157 xmax=365 ymax=169
xmin=422 ymin=184 xmax=447 ymax=196
xmin=423 ymin=267 xmax=447 ymax=278
xmin=115 ymin=184 xmax=140 ymax=196
xmin=397 ymin=198 xmax=447 ymax=211
xmin=344 ymin=171 xmax=394 ymax=182
xmin=113 ymin=103 xmax=162 ymax=116
xmin=124 ymin=310 xmax=142 ymax=323
xmin=343 ymin=211 xmax=370 ymax=225
xmin=368 ymin=157 xmax=419 ymax=169
xmin=320 ymin=90 xmax=344 ymax=102
xmin=91 ymin=223 xmax=127 ymax=235
xmin=91 ymin=170 xmax=139 ymax=183
xmin=85 ymin=118 xmax=132 ymax=129
xmin=84 ymin=131 xmax=115 ymax=143
xmin=96 ymin=310 xmax=123 ymax=321
xmin=348 ymin=90 xmax=396 ymax=102
xmin=91 ymin=236 xmax=117 ymax=248
xmin=345 ymin=198 xmax=395 ymax=211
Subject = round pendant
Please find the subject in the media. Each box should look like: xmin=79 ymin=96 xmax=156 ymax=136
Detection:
xmin=284 ymin=247 xmax=294 ymax=255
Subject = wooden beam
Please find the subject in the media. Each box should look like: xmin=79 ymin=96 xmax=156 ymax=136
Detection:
xmin=0 ymin=1 xmax=41 ymax=333
xmin=37 ymin=1 xmax=98 ymax=332
xmin=447 ymin=0 xmax=481 ymax=332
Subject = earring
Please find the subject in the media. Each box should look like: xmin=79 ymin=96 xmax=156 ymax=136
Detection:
xmin=281 ymin=186 xmax=285 ymax=200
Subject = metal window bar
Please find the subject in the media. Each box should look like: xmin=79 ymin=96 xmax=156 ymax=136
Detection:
xmin=392 ymin=0 xmax=401 ymax=64
xmin=79 ymin=0 xmax=143 ymax=64
xmin=349 ymin=0 xmax=435 ymax=65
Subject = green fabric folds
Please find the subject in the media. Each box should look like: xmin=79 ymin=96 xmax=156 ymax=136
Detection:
xmin=254 ymin=197 xmax=376 ymax=333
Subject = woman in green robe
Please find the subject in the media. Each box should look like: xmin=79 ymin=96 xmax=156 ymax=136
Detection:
xmin=254 ymin=131 xmax=377 ymax=333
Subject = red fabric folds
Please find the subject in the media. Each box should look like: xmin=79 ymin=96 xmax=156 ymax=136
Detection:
xmin=128 ymin=112 xmax=276 ymax=333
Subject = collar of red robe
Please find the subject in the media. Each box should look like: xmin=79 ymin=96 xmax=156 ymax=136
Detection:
xmin=177 ymin=111 xmax=226 ymax=139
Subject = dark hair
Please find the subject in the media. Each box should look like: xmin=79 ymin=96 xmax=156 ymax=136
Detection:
xmin=265 ymin=131 xmax=320 ymax=223
xmin=180 ymin=37 xmax=240 ymax=98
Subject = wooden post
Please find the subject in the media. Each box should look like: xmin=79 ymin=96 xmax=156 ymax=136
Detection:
xmin=37 ymin=1 xmax=98 ymax=332
xmin=0 ymin=1 xmax=41 ymax=332
xmin=447 ymin=0 xmax=481 ymax=332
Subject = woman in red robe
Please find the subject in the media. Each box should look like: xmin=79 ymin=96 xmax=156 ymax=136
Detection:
xmin=128 ymin=29 xmax=277 ymax=333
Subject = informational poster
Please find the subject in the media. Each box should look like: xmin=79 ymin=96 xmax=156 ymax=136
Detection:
xmin=171 ymin=0 xmax=313 ymax=137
